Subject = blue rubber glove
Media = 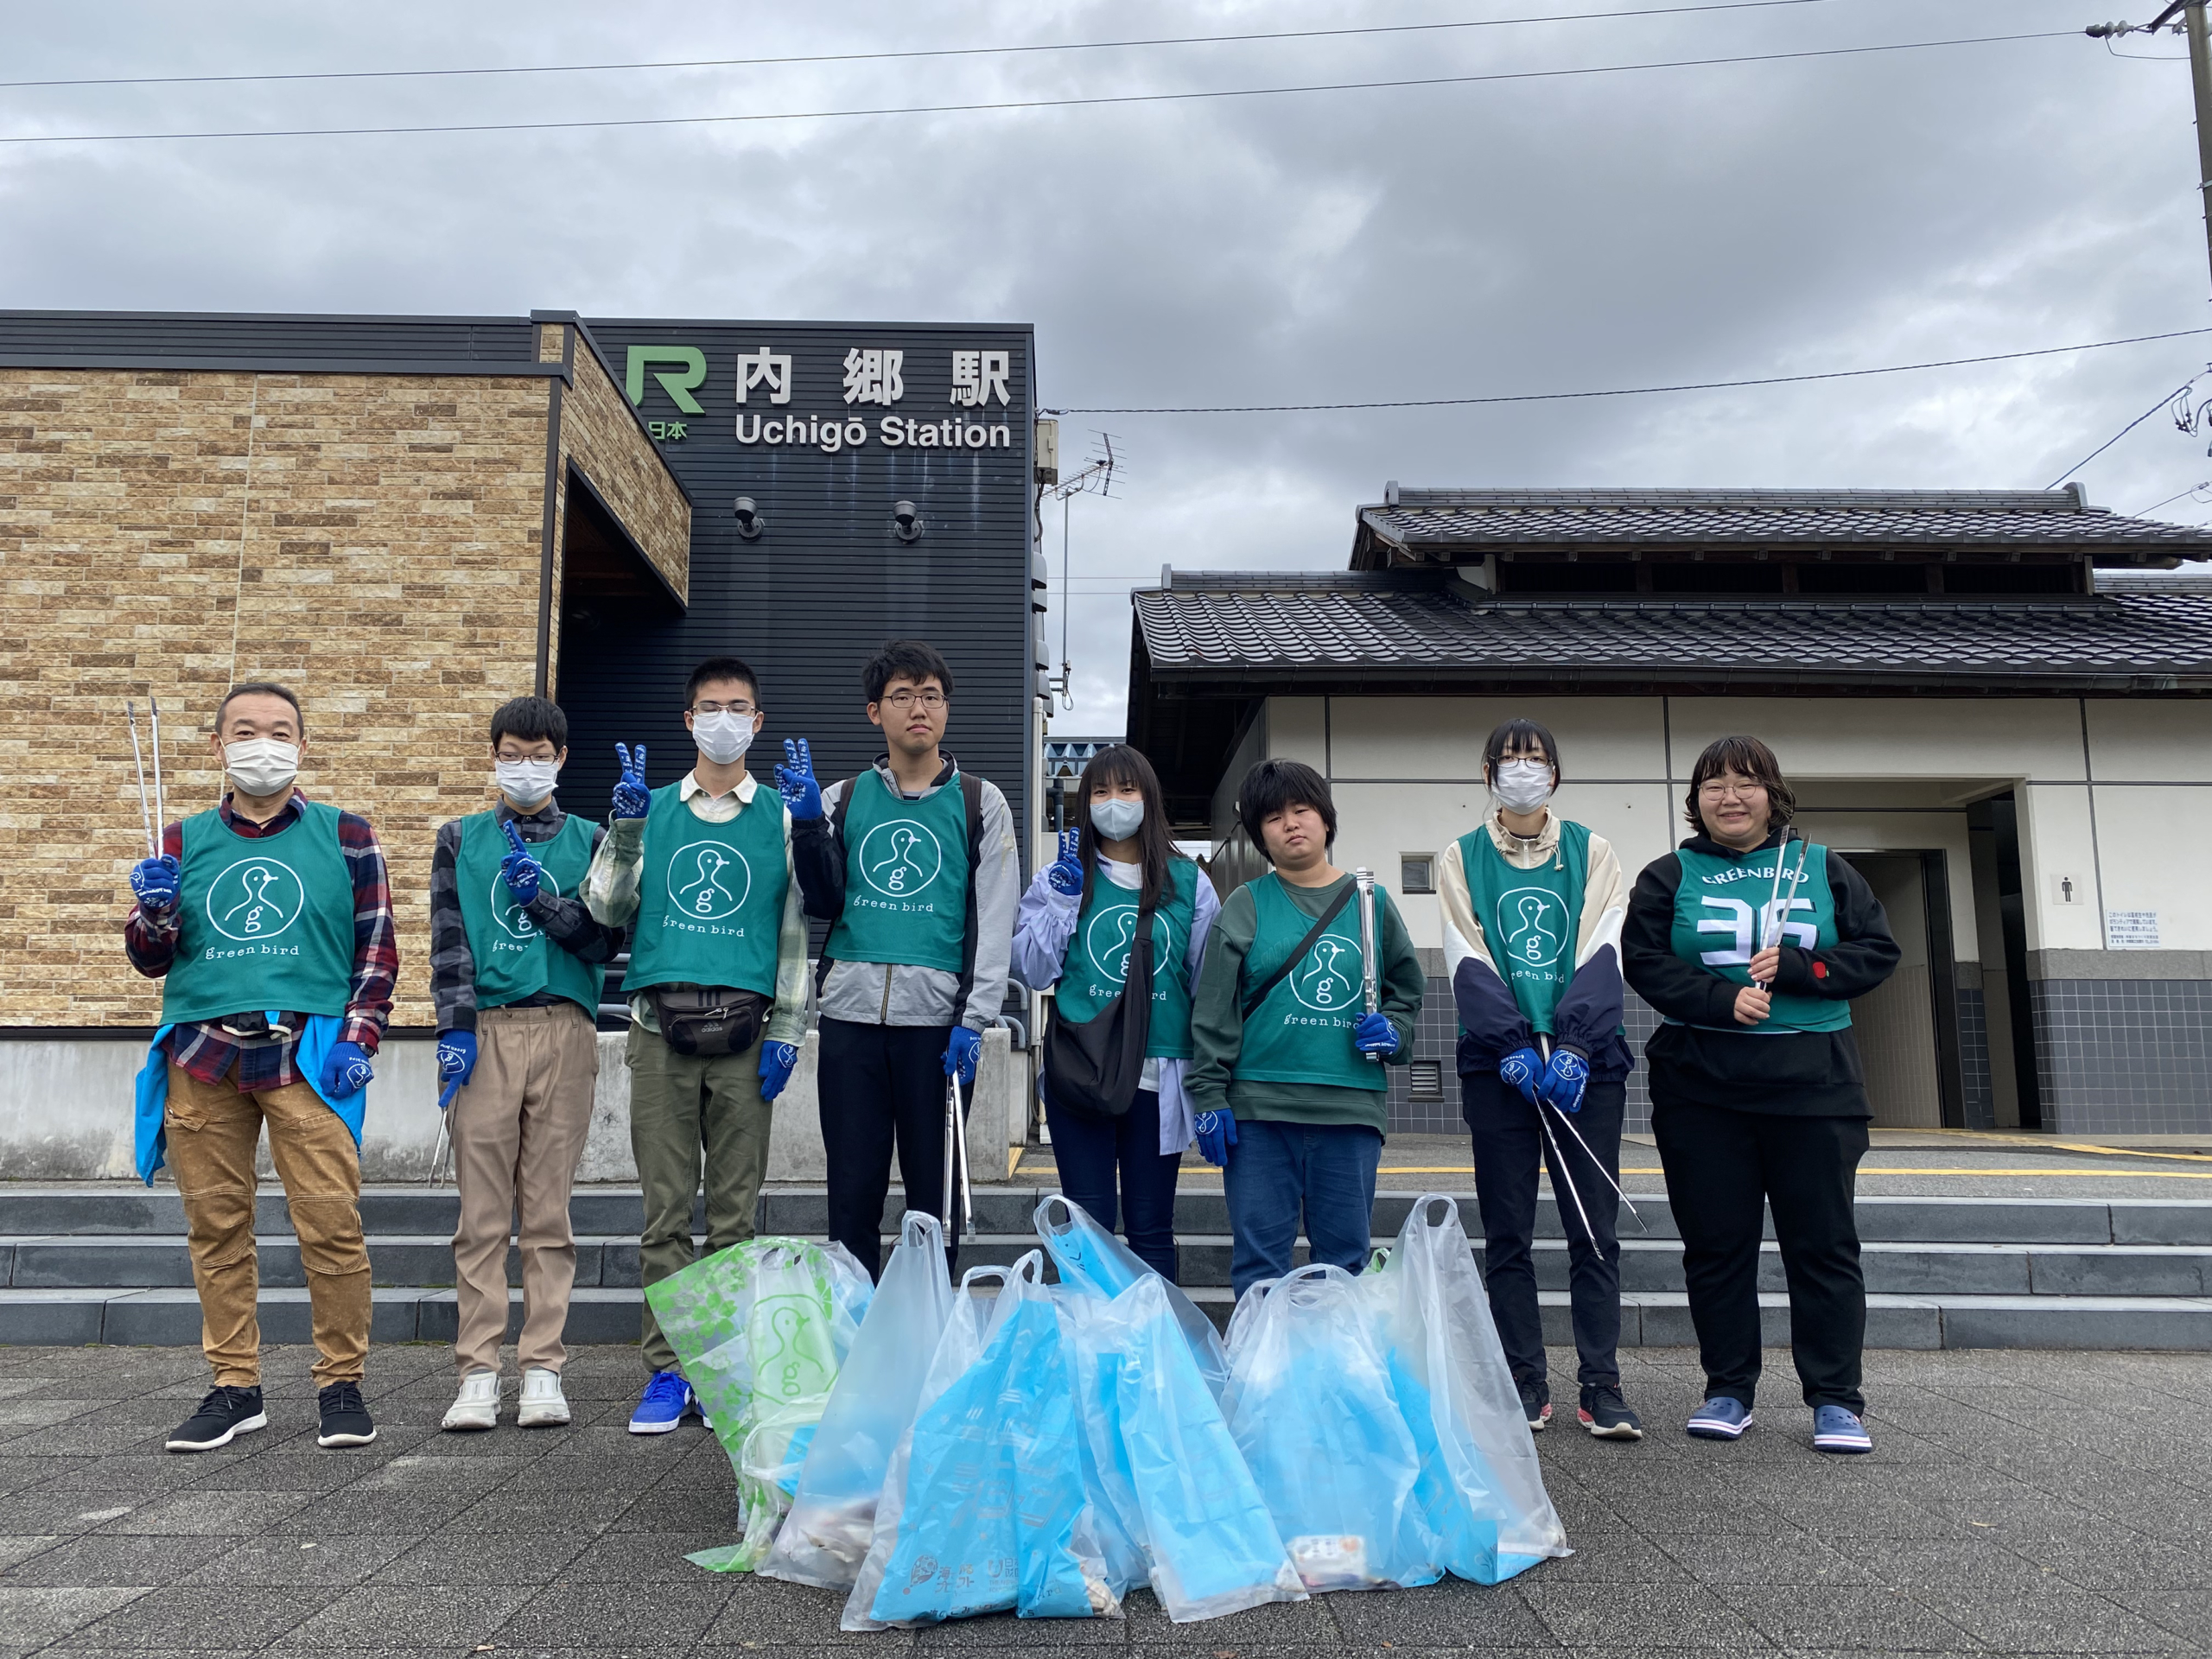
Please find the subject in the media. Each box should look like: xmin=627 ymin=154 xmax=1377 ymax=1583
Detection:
xmin=759 ymin=1039 xmax=799 ymax=1102
xmin=944 ymin=1025 xmax=982 ymax=1086
xmin=499 ymin=820 xmax=543 ymax=905
xmin=1354 ymin=1011 xmax=1401 ymax=1059
xmin=1193 ymin=1109 xmax=1238 ymax=1166
xmin=1046 ymin=828 xmax=1084 ymax=897
xmin=321 ymin=1040 xmax=375 ymax=1097
xmin=130 ymin=854 xmax=181 ymax=913
xmin=775 ymin=737 xmax=823 ymax=821
xmin=1499 ymin=1046 xmax=1542 ymax=1106
xmin=1538 ymin=1048 xmax=1590 ymax=1116
xmin=435 ymin=1029 xmax=477 ymax=1109
xmin=613 ymin=741 xmax=651 ymax=820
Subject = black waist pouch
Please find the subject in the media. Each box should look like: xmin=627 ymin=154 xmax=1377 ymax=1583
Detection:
xmin=648 ymin=984 xmax=769 ymax=1058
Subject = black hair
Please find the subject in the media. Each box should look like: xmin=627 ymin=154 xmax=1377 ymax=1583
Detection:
xmin=685 ymin=656 xmax=760 ymax=708
xmin=488 ymin=695 xmax=568 ymax=752
xmin=863 ymin=639 xmax=953 ymax=703
xmin=215 ymin=681 xmax=305 ymax=734
xmin=1483 ymin=717 xmax=1562 ymax=786
xmin=1685 ymin=734 xmax=1797 ymax=835
xmin=1073 ymin=744 xmax=1181 ymax=908
xmin=1236 ymin=758 xmax=1337 ymax=861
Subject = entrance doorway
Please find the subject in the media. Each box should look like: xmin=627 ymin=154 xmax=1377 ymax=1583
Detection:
xmin=1838 ymin=851 xmax=1966 ymax=1129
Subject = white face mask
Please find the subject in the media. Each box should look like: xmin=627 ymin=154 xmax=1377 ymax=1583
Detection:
xmin=692 ymin=710 xmax=755 ymax=766
xmin=224 ymin=737 xmax=299 ymax=798
xmin=1492 ymin=757 xmax=1555 ymax=815
xmin=1090 ymin=798 xmax=1144 ymax=841
xmin=495 ymin=758 xmax=560 ymax=806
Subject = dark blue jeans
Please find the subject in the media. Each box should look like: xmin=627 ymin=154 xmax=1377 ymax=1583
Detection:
xmin=1221 ymin=1117 xmax=1383 ymax=1298
xmin=1043 ymin=1085 xmax=1183 ymax=1282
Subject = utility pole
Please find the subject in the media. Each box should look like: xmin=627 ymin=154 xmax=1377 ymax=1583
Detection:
xmin=2094 ymin=4 xmax=2212 ymax=296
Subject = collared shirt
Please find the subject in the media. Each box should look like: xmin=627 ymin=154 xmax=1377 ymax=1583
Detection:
xmin=581 ymin=770 xmax=810 ymax=1045
xmin=428 ymin=798 xmax=621 ymax=1033
xmin=123 ymin=791 xmax=398 ymax=1091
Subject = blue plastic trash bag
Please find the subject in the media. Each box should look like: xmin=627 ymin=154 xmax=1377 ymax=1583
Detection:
xmin=643 ymin=1236 xmax=873 ymax=1573
xmin=1035 ymin=1192 xmax=1229 ymax=1399
xmin=1060 ymin=1272 xmax=1305 ymax=1623
xmin=1362 ymin=1195 xmax=1569 ymax=1583
xmin=1223 ymin=1264 xmax=1442 ymax=1592
xmin=760 ymin=1213 xmax=956 ymax=1591
xmin=845 ymin=1254 xmax=1121 ymax=1627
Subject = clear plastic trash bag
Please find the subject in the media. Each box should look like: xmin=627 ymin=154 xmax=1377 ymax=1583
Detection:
xmin=1034 ymin=1192 xmax=1230 ymax=1400
xmin=642 ymin=1236 xmax=873 ymax=1573
xmin=845 ymin=1254 xmax=1122 ymax=1627
xmin=760 ymin=1213 xmax=956 ymax=1590
xmin=1361 ymin=1194 xmax=1570 ymax=1583
xmin=1223 ymin=1263 xmax=1443 ymax=1593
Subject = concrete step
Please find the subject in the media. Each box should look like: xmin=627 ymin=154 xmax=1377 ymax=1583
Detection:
xmin=6 ymin=1282 xmax=2207 ymax=1351
xmin=4 ymin=1185 xmax=2209 ymax=1244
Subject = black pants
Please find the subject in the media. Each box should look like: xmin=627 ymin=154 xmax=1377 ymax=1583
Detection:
xmin=1650 ymin=1095 xmax=1869 ymax=1413
xmin=817 ymin=1016 xmax=959 ymax=1281
xmin=1043 ymin=1084 xmax=1182 ymax=1282
xmin=1464 ymin=1071 xmax=1624 ymax=1392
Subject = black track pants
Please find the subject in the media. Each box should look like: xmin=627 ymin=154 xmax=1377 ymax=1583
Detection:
xmin=817 ymin=1017 xmax=958 ymax=1281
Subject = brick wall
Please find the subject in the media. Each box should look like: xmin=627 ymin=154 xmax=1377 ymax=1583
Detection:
xmin=553 ymin=326 xmax=691 ymax=606
xmin=0 ymin=366 xmax=556 ymax=1028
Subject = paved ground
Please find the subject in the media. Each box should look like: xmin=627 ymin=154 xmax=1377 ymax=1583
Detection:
xmin=1 ymin=1342 xmax=2208 ymax=1656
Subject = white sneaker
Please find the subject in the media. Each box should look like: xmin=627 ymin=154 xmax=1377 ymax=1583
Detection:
xmin=441 ymin=1370 xmax=500 ymax=1433
xmin=517 ymin=1366 xmax=570 ymax=1428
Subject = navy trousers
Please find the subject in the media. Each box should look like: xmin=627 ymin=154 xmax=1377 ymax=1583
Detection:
xmin=1042 ymin=1084 xmax=1183 ymax=1281
xmin=1221 ymin=1117 xmax=1382 ymax=1299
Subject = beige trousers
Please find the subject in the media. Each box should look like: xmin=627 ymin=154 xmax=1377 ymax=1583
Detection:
xmin=164 ymin=1061 xmax=371 ymax=1388
xmin=448 ymin=1001 xmax=601 ymax=1375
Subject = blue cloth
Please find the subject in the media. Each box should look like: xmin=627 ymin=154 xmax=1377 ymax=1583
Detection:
xmin=133 ymin=1014 xmax=367 ymax=1185
xmin=1221 ymin=1119 xmax=1382 ymax=1299
xmin=1042 ymin=1085 xmax=1181 ymax=1281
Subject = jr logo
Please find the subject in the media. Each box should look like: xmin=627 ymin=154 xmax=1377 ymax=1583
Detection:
xmin=1291 ymin=933 xmax=1363 ymax=1013
xmin=624 ymin=346 xmax=707 ymax=415
xmin=1494 ymin=887 xmax=1568 ymax=970
xmin=858 ymin=820 xmax=943 ymax=899
xmin=206 ymin=856 xmax=304 ymax=943
xmin=664 ymin=842 xmax=752 ymax=921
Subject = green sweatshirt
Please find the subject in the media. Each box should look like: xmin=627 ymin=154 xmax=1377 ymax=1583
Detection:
xmin=1188 ymin=870 xmax=1427 ymax=1135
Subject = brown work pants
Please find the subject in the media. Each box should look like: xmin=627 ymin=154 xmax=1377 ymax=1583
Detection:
xmin=448 ymin=1002 xmax=601 ymax=1376
xmin=164 ymin=1061 xmax=371 ymax=1389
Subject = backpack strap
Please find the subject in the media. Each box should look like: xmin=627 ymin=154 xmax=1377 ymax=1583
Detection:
xmin=954 ymin=769 xmax=987 ymax=1019
xmin=812 ymin=779 xmax=859 ymax=997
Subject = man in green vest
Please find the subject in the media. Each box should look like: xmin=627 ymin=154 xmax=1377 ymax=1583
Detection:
xmin=1187 ymin=758 xmax=1427 ymax=1298
xmin=777 ymin=639 xmax=1019 ymax=1278
xmin=124 ymin=682 xmax=395 ymax=1454
xmin=429 ymin=695 xmax=623 ymax=1433
xmin=582 ymin=657 xmax=809 ymax=1434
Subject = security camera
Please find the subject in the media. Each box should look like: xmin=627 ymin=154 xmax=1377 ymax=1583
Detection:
xmin=733 ymin=497 xmax=765 ymax=541
xmin=893 ymin=500 xmax=924 ymax=543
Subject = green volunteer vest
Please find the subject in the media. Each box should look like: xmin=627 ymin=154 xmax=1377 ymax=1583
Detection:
xmin=823 ymin=769 xmax=970 ymax=974
xmin=1669 ymin=841 xmax=1852 ymax=1033
xmin=1235 ymin=872 xmax=1386 ymax=1095
xmin=453 ymin=810 xmax=604 ymax=1014
xmin=161 ymin=801 xmax=356 ymax=1025
xmin=624 ymin=783 xmax=787 ymax=997
xmin=1053 ymin=857 xmax=1199 ymax=1059
xmin=1456 ymin=820 xmax=1589 ymax=1036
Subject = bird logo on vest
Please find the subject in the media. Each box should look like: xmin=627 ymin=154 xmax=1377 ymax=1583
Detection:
xmin=1496 ymin=887 xmax=1567 ymax=971
xmin=1083 ymin=904 xmax=1174 ymax=988
xmin=490 ymin=867 xmax=561 ymax=941
xmin=206 ymin=856 xmax=305 ymax=943
xmin=858 ymin=818 xmax=944 ymax=899
xmin=1291 ymin=934 xmax=1362 ymax=1013
xmin=664 ymin=842 xmax=752 ymax=921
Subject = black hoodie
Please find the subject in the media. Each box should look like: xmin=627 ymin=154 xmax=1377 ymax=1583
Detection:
xmin=1622 ymin=829 xmax=1900 ymax=1117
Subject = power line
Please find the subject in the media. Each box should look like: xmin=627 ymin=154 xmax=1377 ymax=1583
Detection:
xmin=1046 ymin=327 xmax=2212 ymax=416
xmin=0 ymin=0 xmax=1857 ymax=92
xmin=2133 ymin=482 xmax=2212 ymax=515
xmin=2041 ymin=372 xmax=2207 ymax=490
xmin=0 ymin=29 xmax=2075 ymax=147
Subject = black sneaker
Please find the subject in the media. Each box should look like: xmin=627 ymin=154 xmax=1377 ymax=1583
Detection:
xmin=166 ymin=1384 xmax=267 ymax=1453
xmin=1578 ymin=1384 xmax=1644 ymax=1440
xmin=1517 ymin=1377 xmax=1552 ymax=1432
xmin=315 ymin=1381 xmax=377 ymax=1448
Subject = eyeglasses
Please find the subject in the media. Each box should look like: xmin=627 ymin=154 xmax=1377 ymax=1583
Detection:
xmin=880 ymin=690 xmax=947 ymax=711
xmin=1697 ymin=781 xmax=1768 ymax=801
xmin=690 ymin=701 xmax=755 ymax=717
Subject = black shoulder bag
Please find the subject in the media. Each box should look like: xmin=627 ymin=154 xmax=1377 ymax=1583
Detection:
xmin=1043 ymin=884 xmax=1160 ymax=1119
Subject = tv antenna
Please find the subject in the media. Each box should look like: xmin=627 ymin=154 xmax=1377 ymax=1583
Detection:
xmin=1046 ymin=433 xmax=1122 ymax=710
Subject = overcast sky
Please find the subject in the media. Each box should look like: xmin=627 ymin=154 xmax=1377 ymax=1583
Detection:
xmin=6 ymin=0 xmax=2209 ymax=732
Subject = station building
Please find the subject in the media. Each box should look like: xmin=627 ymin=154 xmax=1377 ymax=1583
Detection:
xmin=1129 ymin=486 xmax=2212 ymax=1139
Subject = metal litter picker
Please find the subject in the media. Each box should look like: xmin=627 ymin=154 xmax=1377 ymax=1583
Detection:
xmin=1353 ymin=867 xmax=1382 ymax=1063
xmin=941 ymin=1071 xmax=974 ymax=1241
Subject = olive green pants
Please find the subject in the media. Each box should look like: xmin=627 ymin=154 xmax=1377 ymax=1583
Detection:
xmin=625 ymin=1025 xmax=774 ymax=1374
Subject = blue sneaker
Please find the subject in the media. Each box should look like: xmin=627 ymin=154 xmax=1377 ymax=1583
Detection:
xmin=628 ymin=1370 xmax=694 ymax=1435
xmin=1812 ymin=1404 xmax=1872 ymax=1454
xmin=1686 ymin=1396 xmax=1753 ymax=1440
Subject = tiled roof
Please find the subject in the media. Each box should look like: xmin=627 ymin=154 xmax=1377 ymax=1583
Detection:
xmin=1134 ymin=579 xmax=2212 ymax=691
xmin=1355 ymin=487 xmax=2212 ymax=556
